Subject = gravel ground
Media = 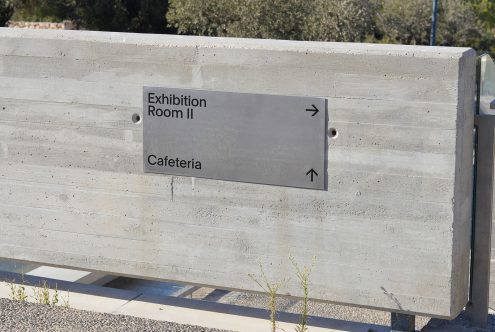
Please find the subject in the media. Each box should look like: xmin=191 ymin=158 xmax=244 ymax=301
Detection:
xmin=220 ymin=292 xmax=495 ymax=331
xmin=0 ymin=299 xmax=232 ymax=332
xmin=219 ymin=291 xmax=431 ymax=330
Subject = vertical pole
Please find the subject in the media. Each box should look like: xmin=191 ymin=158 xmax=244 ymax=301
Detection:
xmin=430 ymin=0 xmax=438 ymax=46
xmin=466 ymin=115 xmax=495 ymax=327
xmin=391 ymin=313 xmax=415 ymax=332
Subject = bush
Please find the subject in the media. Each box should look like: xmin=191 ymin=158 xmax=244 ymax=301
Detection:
xmin=304 ymin=0 xmax=377 ymax=42
xmin=375 ymin=0 xmax=432 ymax=45
xmin=167 ymin=0 xmax=377 ymax=42
xmin=0 ymin=0 xmax=13 ymax=26
xmin=74 ymin=0 xmax=171 ymax=33
xmin=375 ymin=0 xmax=484 ymax=47
xmin=166 ymin=0 xmax=240 ymax=36
xmin=11 ymin=0 xmax=74 ymax=22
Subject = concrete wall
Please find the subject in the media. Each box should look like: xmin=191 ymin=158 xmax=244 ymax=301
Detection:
xmin=0 ymin=28 xmax=476 ymax=318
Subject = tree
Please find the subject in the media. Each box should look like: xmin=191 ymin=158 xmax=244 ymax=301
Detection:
xmin=11 ymin=0 xmax=75 ymax=22
xmin=167 ymin=0 xmax=311 ymax=39
xmin=167 ymin=0 xmax=376 ymax=42
xmin=9 ymin=0 xmax=172 ymax=33
xmin=231 ymin=0 xmax=312 ymax=40
xmin=0 ymin=0 xmax=13 ymax=26
xmin=304 ymin=0 xmax=377 ymax=42
xmin=437 ymin=0 xmax=483 ymax=48
xmin=375 ymin=0 xmax=484 ymax=48
xmin=375 ymin=0 xmax=432 ymax=45
xmin=74 ymin=0 xmax=172 ymax=33
xmin=472 ymin=0 xmax=495 ymax=30
xmin=166 ymin=0 xmax=241 ymax=36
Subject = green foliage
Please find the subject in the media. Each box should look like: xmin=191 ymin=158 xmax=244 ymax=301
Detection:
xmin=167 ymin=0 xmax=310 ymax=39
xmin=74 ymin=0 xmax=171 ymax=33
xmin=0 ymin=0 xmax=13 ymax=26
xmin=437 ymin=0 xmax=483 ymax=48
xmin=167 ymin=0 xmax=376 ymax=42
xmin=8 ymin=281 xmax=28 ymax=302
xmin=290 ymin=255 xmax=315 ymax=332
xmin=12 ymin=0 xmax=171 ymax=32
xmin=304 ymin=0 xmax=377 ymax=42
xmin=167 ymin=0 xmax=240 ymax=36
xmin=472 ymin=0 xmax=495 ymax=30
xmin=233 ymin=0 xmax=312 ymax=40
xmin=375 ymin=0 xmax=484 ymax=48
xmin=5 ymin=0 xmax=495 ymax=55
xmin=375 ymin=0 xmax=432 ymax=45
xmin=11 ymin=0 xmax=74 ymax=22
xmin=248 ymin=260 xmax=287 ymax=332
xmin=32 ymin=280 xmax=61 ymax=305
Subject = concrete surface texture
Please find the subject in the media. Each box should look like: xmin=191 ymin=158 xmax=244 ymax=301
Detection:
xmin=0 ymin=28 xmax=476 ymax=318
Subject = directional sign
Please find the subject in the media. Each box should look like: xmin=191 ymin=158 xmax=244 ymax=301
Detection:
xmin=143 ymin=87 xmax=327 ymax=190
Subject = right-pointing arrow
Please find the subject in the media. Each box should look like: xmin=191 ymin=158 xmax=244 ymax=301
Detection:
xmin=305 ymin=104 xmax=319 ymax=116
xmin=306 ymin=169 xmax=318 ymax=182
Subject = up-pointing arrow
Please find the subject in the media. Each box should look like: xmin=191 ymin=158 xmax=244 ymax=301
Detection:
xmin=305 ymin=104 xmax=319 ymax=116
xmin=306 ymin=169 xmax=318 ymax=182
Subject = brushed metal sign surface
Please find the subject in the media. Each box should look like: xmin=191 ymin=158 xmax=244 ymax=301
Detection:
xmin=143 ymin=87 xmax=327 ymax=190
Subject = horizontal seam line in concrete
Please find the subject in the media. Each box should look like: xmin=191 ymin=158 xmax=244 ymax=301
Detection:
xmin=0 ymin=244 xmax=453 ymax=284
xmin=0 ymin=96 xmax=140 ymax=109
xmin=0 ymin=178 xmax=457 ymax=205
xmin=0 ymin=203 xmax=456 ymax=236
xmin=0 ymin=95 xmax=459 ymax=108
xmin=0 ymin=119 xmax=142 ymax=132
xmin=0 ymin=118 xmax=457 ymax=132
xmin=0 ymin=202 xmax=456 ymax=226
xmin=330 ymin=145 xmax=457 ymax=157
xmin=0 ymin=162 xmax=455 ymax=182
xmin=1 ymin=223 xmax=454 ymax=254
xmin=329 ymin=120 xmax=456 ymax=131
xmin=332 ymin=95 xmax=458 ymax=106
xmin=0 ymin=180 xmax=168 ymax=199
xmin=3 ymin=224 xmax=144 ymax=243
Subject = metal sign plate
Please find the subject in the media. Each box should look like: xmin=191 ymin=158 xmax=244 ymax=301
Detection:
xmin=143 ymin=87 xmax=327 ymax=190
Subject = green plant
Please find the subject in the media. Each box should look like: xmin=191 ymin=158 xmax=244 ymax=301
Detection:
xmin=8 ymin=281 xmax=28 ymax=302
xmin=290 ymin=255 xmax=316 ymax=332
xmin=33 ymin=280 xmax=59 ymax=305
xmin=248 ymin=260 xmax=287 ymax=332
xmin=74 ymin=0 xmax=172 ymax=33
xmin=62 ymin=290 xmax=70 ymax=308
xmin=52 ymin=284 xmax=59 ymax=306
xmin=167 ymin=0 xmax=376 ymax=42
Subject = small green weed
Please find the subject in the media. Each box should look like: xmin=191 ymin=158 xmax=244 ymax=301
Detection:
xmin=33 ymin=280 xmax=60 ymax=305
xmin=250 ymin=255 xmax=316 ymax=332
xmin=249 ymin=260 xmax=288 ymax=332
xmin=290 ymin=255 xmax=316 ymax=332
xmin=62 ymin=290 xmax=70 ymax=308
xmin=8 ymin=281 xmax=28 ymax=302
